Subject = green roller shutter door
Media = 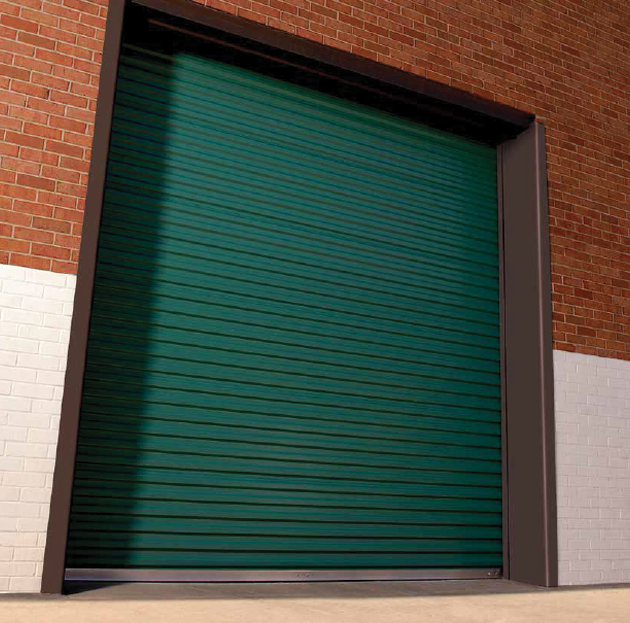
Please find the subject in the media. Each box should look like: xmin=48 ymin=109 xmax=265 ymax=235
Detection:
xmin=67 ymin=42 xmax=502 ymax=572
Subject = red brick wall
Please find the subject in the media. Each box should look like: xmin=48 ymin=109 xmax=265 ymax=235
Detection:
xmin=0 ymin=0 xmax=106 ymax=274
xmin=0 ymin=0 xmax=629 ymax=360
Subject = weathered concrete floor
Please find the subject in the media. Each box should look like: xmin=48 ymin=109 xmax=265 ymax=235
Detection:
xmin=2 ymin=580 xmax=630 ymax=623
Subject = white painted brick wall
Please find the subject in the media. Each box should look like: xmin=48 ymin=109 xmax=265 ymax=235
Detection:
xmin=0 ymin=264 xmax=76 ymax=593
xmin=555 ymin=349 xmax=630 ymax=585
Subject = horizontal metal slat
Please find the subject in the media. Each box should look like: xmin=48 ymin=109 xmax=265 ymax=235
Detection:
xmin=76 ymin=412 xmax=500 ymax=455
xmin=77 ymin=401 xmax=501 ymax=443
xmin=80 ymin=379 xmax=501 ymax=427
xmin=74 ymin=424 xmax=501 ymax=466
xmin=95 ymin=231 xmax=500 ymax=324
xmin=88 ymin=296 xmax=501 ymax=373
xmin=70 ymin=482 xmax=502 ymax=512
xmin=111 ymin=93 xmax=497 ymax=205
xmin=67 ymin=533 xmax=501 ymax=553
xmin=108 ymin=107 xmax=498 ymax=221
xmin=72 ymin=467 xmax=501 ymax=502
xmin=104 ymin=152 xmax=499 ymax=272
xmin=65 ymin=549 xmax=503 ymax=568
xmin=101 ymin=184 xmax=499 ymax=295
xmin=73 ymin=452 xmax=501 ymax=496
xmin=98 ymin=201 xmax=500 ymax=307
xmin=68 ymin=516 xmax=501 ymax=538
xmin=119 ymin=46 xmax=497 ymax=165
xmin=73 ymin=454 xmax=501 ymax=487
xmin=82 ymin=335 xmax=500 ymax=401
xmin=80 ymin=362 xmax=501 ymax=414
xmin=86 ymin=316 xmax=501 ymax=388
xmin=69 ymin=498 xmax=501 ymax=524
xmin=91 ymin=255 xmax=501 ymax=342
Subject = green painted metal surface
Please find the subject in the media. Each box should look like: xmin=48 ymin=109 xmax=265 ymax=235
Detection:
xmin=66 ymin=43 xmax=501 ymax=571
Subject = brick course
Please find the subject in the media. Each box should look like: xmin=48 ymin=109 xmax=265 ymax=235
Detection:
xmin=0 ymin=0 xmax=629 ymax=359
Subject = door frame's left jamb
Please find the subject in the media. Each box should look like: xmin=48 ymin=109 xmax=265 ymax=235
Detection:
xmin=40 ymin=0 xmax=127 ymax=595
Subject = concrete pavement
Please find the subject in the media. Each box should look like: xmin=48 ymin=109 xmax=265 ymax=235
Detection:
xmin=2 ymin=580 xmax=630 ymax=623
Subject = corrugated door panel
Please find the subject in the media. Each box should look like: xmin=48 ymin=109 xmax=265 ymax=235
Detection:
xmin=66 ymin=42 xmax=502 ymax=571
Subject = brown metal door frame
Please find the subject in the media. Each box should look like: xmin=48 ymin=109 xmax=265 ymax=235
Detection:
xmin=41 ymin=0 xmax=556 ymax=593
